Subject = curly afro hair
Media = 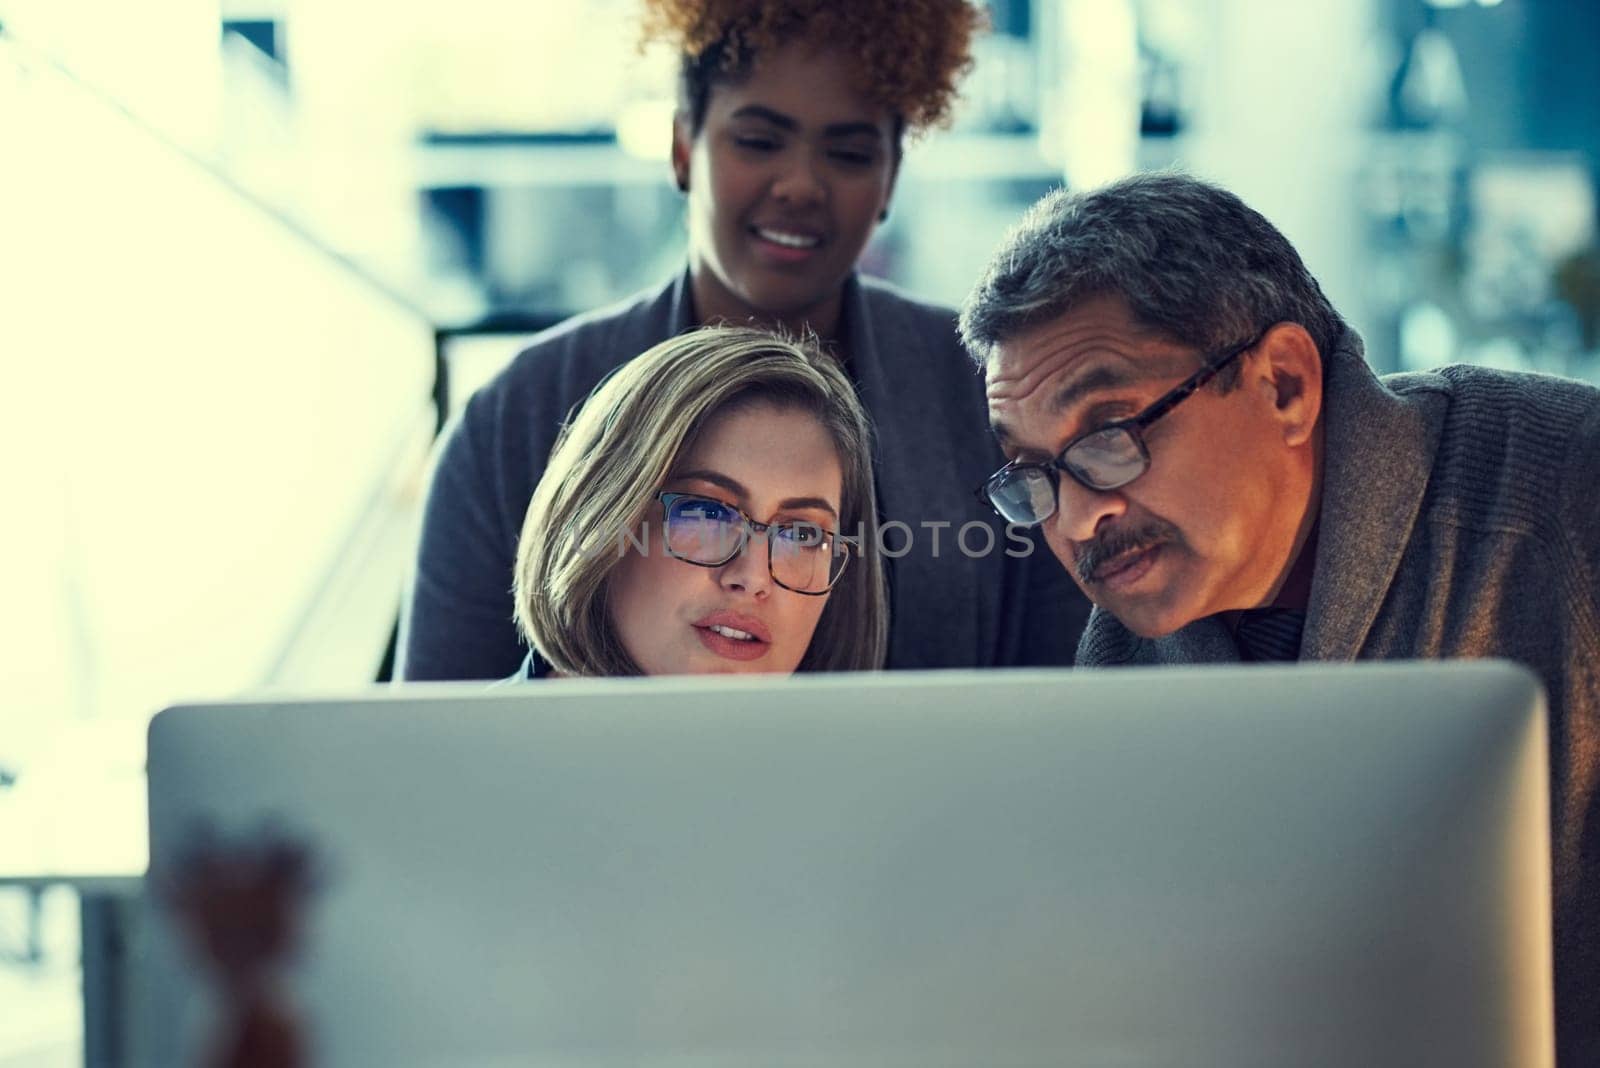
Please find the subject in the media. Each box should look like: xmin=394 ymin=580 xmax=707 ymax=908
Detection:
xmin=642 ymin=0 xmax=987 ymax=136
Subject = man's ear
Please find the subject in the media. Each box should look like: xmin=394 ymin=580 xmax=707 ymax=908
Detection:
xmin=670 ymin=113 xmax=692 ymax=193
xmin=1252 ymin=322 xmax=1323 ymax=448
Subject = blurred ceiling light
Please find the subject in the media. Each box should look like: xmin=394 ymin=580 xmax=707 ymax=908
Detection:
xmin=1052 ymin=0 xmax=1140 ymax=188
xmin=617 ymin=98 xmax=675 ymax=161
xmin=408 ymin=2 xmax=636 ymax=132
xmin=220 ymin=0 xmax=289 ymax=14
xmin=2 ymin=0 xmax=222 ymax=150
xmin=1395 ymin=27 xmax=1468 ymax=127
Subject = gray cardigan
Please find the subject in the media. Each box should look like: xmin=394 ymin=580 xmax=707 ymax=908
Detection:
xmin=399 ymin=271 xmax=1090 ymax=679
xmin=1079 ymin=329 xmax=1600 ymax=1064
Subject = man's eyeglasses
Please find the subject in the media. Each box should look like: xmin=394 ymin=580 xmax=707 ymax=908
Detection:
xmin=656 ymin=492 xmax=851 ymax=595
xmin=976 ymin=329 xmax=1267 ymax=528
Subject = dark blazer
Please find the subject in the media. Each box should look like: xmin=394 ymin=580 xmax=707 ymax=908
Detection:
xmin=1080 ymin=328 xmax=1600 ymax=1065
xmin=399 ymin=271 xmax=1090 ymax=679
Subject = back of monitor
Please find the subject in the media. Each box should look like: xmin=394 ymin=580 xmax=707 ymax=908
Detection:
xmin=136 ymin=662 xmax=1552 ymax=1067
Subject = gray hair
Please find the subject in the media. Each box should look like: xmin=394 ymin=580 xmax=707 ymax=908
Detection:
xmin=958 ymin=172 xmax=1345 ymax=382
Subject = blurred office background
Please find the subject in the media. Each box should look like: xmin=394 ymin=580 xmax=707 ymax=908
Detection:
xmin=3 ymin=0 xmax=1599 ymax=1062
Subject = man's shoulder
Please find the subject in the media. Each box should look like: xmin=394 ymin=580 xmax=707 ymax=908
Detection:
xmin=1436 ymin=360 xmax=1596 ymax=399
xmin=1391 ymin=363 xmax=1600 ymax=528
xmin=1387 ymin=362 xmax=1600 ymax=427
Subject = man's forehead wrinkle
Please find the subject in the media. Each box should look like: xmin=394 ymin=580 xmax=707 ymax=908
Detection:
xmin=1050 ymin=363 xmax=1142 ymax=413
xmin=986 ymin=320 xmax=1130 ymax=404
xmin=986 ymin=350 xmax=1064 ymax=403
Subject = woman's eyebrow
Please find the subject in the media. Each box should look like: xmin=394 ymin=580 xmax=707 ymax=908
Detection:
xmin=671 ymin=469 xmax=747 ymax=498
xmin=728 ymin=105 xmax=796 ymax=130
xmin=774 ymin=497 xmax=838 ymax=519
xmin=728 ymin=105 xmax=881 ymax=140
xmin=672 ymin=469 xmax=838 ymax=519
xmin=821 ymin=121 xmax=884 ymax=140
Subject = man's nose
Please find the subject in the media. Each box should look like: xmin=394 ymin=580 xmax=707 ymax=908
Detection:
xmin=1050 ymin=475 xmax=1128 ymax=545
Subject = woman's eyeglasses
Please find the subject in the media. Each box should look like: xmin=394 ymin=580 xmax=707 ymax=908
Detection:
xmin=976 ymin=330 xmax=1266 ymax=528
xmin=656 ymin=492 xmax=850 ymax=595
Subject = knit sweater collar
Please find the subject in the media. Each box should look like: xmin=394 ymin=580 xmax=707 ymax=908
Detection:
xmin=1298 ymin=330 xmax=1446 ymax=660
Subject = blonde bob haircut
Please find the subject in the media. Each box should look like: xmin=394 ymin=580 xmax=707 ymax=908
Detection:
xmin=514 ymin=325 xmax=888 ymax=676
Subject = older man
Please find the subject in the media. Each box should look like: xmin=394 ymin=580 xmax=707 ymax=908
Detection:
xmin=960 ymin=172 xmax=1598 ymax=1063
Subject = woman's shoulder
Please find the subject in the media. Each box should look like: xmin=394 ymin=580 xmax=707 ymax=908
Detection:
xmin=507 ymin=276 xmax=685 ymax=380
xmin=855 ymin=274 xmax=961 ymax=335
xmin=851 ymin=275 xmax=979 ymax=373
xmin=459 ymin=276 xmax=685 ymax=433
xmin=849 ymin=275 xmax=983 ymax=388
xmin=489 ymin=651 xmax=549 ymax=687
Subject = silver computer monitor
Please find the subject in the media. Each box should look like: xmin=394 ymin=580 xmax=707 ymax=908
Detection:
xmin=137 ymin=661 xmax=1552 ymax=1067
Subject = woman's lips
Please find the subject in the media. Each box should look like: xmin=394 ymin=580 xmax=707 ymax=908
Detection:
xmin=692 ymin=610 xmax=773 ymax=662
xmin=749 ymin=225 xmax=822 ymax=264
xmin=1092 ymin=544 xmax=1163 ymax=593
xmin=693 ymin=623 xmax=772 ymax=661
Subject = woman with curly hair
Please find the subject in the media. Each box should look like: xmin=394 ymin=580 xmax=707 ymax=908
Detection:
xmin=400 ymin=0 xmax=1090 ymax=680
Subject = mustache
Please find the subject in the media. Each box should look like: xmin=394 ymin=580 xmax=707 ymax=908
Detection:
xmin=1073 ymin=520 xmax=1181 ymax=584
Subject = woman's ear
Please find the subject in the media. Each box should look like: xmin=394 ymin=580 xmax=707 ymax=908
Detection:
xmin=877 ymin=148 xmax=902 ymax=224
xmin=670 ymin=113 xmax=692 ymax=193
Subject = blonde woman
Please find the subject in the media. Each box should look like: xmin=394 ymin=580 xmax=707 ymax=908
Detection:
xmin=512 ymin=326 xmax=887 ymax=677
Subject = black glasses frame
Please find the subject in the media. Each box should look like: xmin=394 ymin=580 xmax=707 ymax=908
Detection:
xmin=975 ymin=329 xmax=1268 ymax=525
xmin=655 ymin=492 xmax=850 ymax=596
